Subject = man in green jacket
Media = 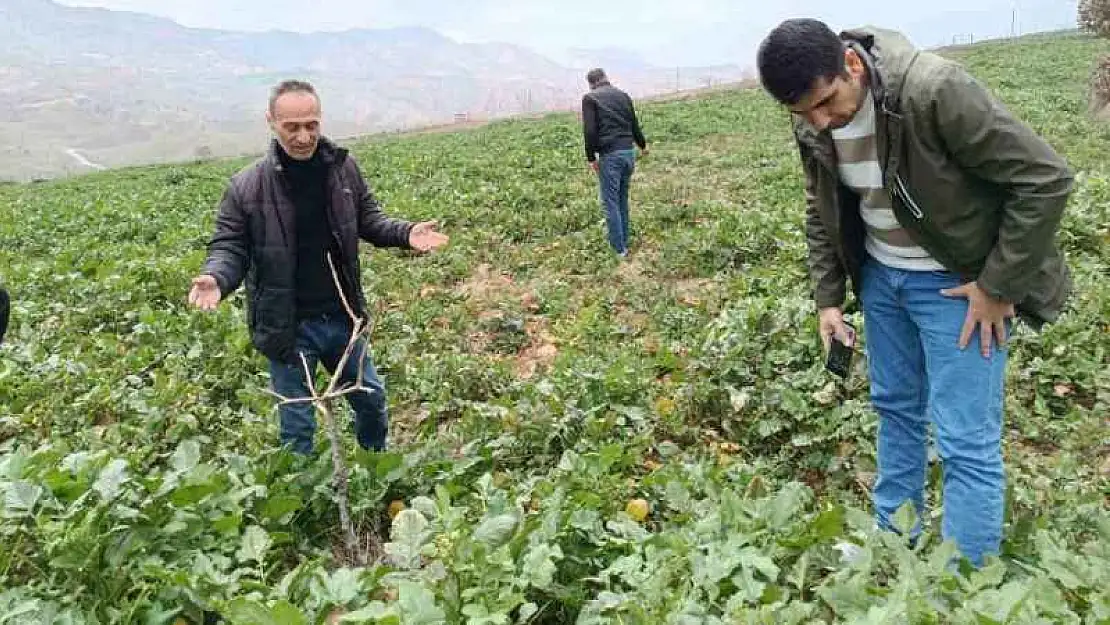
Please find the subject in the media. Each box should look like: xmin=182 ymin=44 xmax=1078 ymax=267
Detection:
xmin=757 ymin=19 xmax=1073 ymax=566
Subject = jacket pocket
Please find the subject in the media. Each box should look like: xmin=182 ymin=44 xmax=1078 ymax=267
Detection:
xmin=250 ymin=286 xmax=295 ymax=361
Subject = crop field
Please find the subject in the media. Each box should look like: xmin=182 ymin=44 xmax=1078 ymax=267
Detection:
xmin=0 ymin=32 xmax=1108 ymax=624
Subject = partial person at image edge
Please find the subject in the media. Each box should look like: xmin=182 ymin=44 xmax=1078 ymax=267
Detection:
xmin=0 ymin=287 xmax=8 ymax=345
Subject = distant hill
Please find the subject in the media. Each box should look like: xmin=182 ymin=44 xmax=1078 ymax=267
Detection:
xmin=0 ymin=0 xmax=748 ymax=180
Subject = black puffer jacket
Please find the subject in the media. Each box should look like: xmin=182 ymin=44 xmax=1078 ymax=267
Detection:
xmin=201 ymin=138 xmax=414 ymax=362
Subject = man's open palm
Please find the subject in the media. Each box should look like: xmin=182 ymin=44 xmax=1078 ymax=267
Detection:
xmin=409 ymin=221 xmax=449 ymax=252
xmin=188 ymin=275 xmax=222 ymax=311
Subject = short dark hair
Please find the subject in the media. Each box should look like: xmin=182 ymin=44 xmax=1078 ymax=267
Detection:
xmin=756 ymin=18 xmax=847 ymax=105
xmin=586 ymin=68 xmax=608 ymax=88
xmin=269 ymin=79 xmax=319 ymax=114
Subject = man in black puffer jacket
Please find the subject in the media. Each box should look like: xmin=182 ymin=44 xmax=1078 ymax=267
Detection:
xmin=581 ymin=68 xmax=648 ymax=258
xmin=188 ymin=79 xmax=449 ymax=455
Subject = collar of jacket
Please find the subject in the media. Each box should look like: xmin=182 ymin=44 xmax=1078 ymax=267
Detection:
xmin=794 ymin=28 xmax=920 ymax=180
xmin=266 ymin=136 xmax=349 ymax=174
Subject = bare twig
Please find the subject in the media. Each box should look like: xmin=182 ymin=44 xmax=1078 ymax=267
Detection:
xmin=265 ymin=253 xmax=383 ymax=565
xmin=327 ymin=253 xmax=359 ymax=325
xmin=267 ymin=385 xmax=375 ymax=406
xmin=299 ymin=352 xmax=319 ymax=398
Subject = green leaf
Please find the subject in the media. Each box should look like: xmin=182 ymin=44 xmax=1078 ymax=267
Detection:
xmin=764 ymin=482 xmax=809 ymax=529
xmin=222 ymin=599 xmax=272 ymax=624
xmin=171 ymin=439 xmax=201 ymax=473
xmin=313 ymin=567 xmax=362 ymax=606
xmin=237 ymin=525 xmax=272 ymax=564
xmin=92 ymin=459 xmax=129 ymax=500
xmin=410 ymin=496 xmax=438 ymax=520
xmin=262 ymin=494 xmax=303 ymax=524
xmin=270 ymin=601 xmax=307 ymax=625
xmin=892 ymin=501 xmax=918 ymax=537
xmin=360 ymin=452 xmax=404 ymax=480
xmin=170 ymin=480 xmax=222 ymax=507
xmin=739 ymin=547 xmax=779 ymax=581
xmin=731 ymin=566 xmax=766 ymax=605
xmin=385 ymin=509 xmax=430 ymax=569
xmin=3 ymin=480 xmax=43 ymax=517
xmin=517 ymin=603 xmax=538 ymax=623
xmin=339 ymin=602 xmax=397 ymax=623
xmin=472 ymin=513 xmax=518 ymax=548
xmin=598 ymin=443 xmax=624 ymax=472
xmin=396 ymin=581 xmax=446 ymax=625
xmin=221 ymin=599 xmax=305 ymax=625
xmin=522 ymin=543 xmax=562 ymax=590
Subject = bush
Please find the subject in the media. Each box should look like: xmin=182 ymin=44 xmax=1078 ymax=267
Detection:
xmin=1078 ymin=0 xmax=1110 ymax=37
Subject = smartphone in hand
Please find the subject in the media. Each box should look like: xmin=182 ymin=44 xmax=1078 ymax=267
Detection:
xmin=825 ymin=323 xmax=856 ymax=380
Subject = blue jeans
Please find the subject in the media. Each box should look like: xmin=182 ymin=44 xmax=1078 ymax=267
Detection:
xmin=861 ymin=258 xmax=1008 ymax=566
xmin=599 ymin=149 xmax=637 ymax=254
xmin=269 ymin=314 xmax=389 ymax=455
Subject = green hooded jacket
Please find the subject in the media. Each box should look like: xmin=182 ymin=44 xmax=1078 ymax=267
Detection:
xmin=795 ymin=26 xmax=1074 ymax=328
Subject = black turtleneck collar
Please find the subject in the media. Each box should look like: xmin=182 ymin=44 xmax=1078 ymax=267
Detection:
xmin=276 ymin=143 xmax=326 ymax=182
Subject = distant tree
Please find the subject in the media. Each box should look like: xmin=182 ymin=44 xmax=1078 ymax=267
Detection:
xmin=1078 ymin=0 xmax=1110 ymax=37
xmin=194 ymin=145 xmax=213 ymax=160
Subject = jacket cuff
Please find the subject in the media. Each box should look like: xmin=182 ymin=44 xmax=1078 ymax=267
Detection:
xmin=210 ymin=272 xmax=232 ymax=300
xmin=814 ymin=288 xmax=846 ymax=311
xmin=402 ymin=222 xmax=416 ymax=249
xmin=975 ymin=271 xmax=1022 ymax=305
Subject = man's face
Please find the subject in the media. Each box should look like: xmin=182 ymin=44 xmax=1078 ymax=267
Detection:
xmin=788 ymin=49 xmax=867 ymax=132
xmin=266 ymin=91 xmax=321 ymax=160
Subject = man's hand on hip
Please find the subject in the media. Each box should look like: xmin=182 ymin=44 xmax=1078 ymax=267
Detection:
xmin=188 ymin=275 xmax=222 ymax=311
xmin=940 ymin=281 xmax=1015 ymax=358
xmin=589 ymin=161 xmax=599 ymax=174
xmin=818 ymin=307 xmax=854 ymax=353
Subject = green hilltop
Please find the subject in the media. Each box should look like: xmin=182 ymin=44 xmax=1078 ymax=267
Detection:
xmin=0 ymin=32 xmax=1107 ymax=624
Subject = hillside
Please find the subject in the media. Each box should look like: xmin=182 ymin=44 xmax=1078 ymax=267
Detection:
xmin=0 ymin=32 xmax=1108 ymax=623
xmin=0 ymin=0 xmax=747 ymax=182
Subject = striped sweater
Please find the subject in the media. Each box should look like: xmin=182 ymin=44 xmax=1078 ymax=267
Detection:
xmin=830 ymin=91 xmax=944 ymax=272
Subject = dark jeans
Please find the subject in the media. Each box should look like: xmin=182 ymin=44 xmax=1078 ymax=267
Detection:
xmin=598 ymin=149 xmax=637 ymax=254
xmin=269 ymin=314 xmax=388 ymax=455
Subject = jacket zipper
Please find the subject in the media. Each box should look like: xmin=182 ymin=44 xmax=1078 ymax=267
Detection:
xmin=893 ymin=173 xmax=924 ymax=219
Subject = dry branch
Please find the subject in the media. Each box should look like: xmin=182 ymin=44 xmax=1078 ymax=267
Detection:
xmin=266 ymin=252 xmax=379 ymax=565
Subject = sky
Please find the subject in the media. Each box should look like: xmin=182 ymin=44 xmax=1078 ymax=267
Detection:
xmin=56 ymin=0 xmax=1079 ymax=67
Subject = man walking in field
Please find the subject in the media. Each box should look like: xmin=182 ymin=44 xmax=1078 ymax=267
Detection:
xmin=188 ymin=79 xmax=448 ymax=455
xmin=581 ymin=68 xmax=649 ymax=258
xmin=757 ymin=19 xmax=1073 ymax=566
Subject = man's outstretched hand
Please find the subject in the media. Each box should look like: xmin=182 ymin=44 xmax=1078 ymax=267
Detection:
xmin=188 ymin=275 xmax=222 ymax=311
xmin=409 ymin=221 xmax=449 ymax=252
xmin=940 ymin=281 xmax=1015 ymax=358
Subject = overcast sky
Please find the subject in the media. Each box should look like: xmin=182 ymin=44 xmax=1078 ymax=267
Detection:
xmin=56 ymin=0 xmax=1079 ymax=67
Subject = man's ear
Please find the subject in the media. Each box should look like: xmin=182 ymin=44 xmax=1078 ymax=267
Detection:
xmin=844 ymin=48 xmax=865 ymax=80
